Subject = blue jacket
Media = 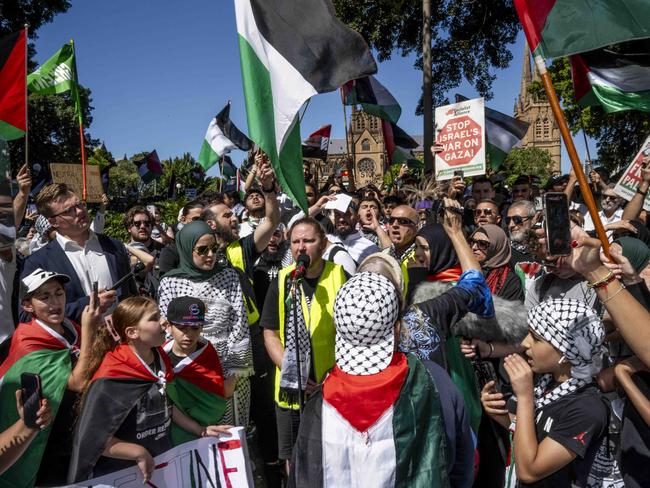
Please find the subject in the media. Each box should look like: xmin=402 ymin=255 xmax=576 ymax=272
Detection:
xmin=21 ymin=234 xmax=136 ymax=323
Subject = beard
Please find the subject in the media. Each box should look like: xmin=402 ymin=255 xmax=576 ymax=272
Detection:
xmin=510 ymin=228 xmax=527 ymax=243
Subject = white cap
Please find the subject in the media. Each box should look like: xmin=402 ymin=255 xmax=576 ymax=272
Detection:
xmin=20 ymin=268 xmax=70 ymax=299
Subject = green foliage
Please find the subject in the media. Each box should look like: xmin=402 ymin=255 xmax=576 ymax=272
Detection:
xmin=529 ymin=57 xmax=650 ymax=172
xmin=503 ymin=147 xmax=554 ymax=186
xmin=0 ymin=1 xmax=72 ymax=39
xmin=332 ymin=0 xmax=520 ymax=110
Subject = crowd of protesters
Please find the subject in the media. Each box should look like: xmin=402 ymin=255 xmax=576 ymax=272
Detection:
xmin=1 ymin=147 xmax=650 ymax=488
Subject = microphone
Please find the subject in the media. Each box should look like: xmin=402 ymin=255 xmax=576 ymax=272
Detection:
xmin=108 ymin=261 xmax=146 ymax=291
xmin=292 ymin=253 xmax=310 ymax=281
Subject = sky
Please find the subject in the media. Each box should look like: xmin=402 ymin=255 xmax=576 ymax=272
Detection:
xmin=32 ymin=0 xmax=596 ymax=177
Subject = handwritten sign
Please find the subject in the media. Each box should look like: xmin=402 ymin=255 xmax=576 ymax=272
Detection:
xmin=50 ymin=163 xmax=104 ymax=203
xmin=614 ymin=134 xmax=650 ymax=211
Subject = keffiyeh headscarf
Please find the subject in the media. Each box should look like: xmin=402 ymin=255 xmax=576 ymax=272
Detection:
xmin=528 ymin=298 xmax=604 ymax=387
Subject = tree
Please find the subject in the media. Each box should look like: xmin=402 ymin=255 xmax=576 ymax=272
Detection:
xmin=332 ymin=0 xmax=520 ymax=110
xmin=0 ymin=1 xmax=72 ymax=39
xmin=529 ymin=56 xmax=650 ymax=172
xmin=503 ymin=147 xmax=554 ymax=186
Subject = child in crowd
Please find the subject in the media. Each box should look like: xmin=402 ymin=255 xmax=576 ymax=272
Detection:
xmin=68 ymin=297 xmax=231 ymax=484
xmin=0 ymin=269 xmax=101 ymax=487
xmin=482 ymin=298 xmax=609 ymax=487
xmin=163 ymin=296 xmax=235 ymax=446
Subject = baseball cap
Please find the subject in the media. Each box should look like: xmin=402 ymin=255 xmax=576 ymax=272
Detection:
xmin=20 ymin=268 xmax=70 ymax=300
xmin=333 ymin=272 xmax=400 ymax=375
xmin=167 ymin=297 xmax=207 ymax=327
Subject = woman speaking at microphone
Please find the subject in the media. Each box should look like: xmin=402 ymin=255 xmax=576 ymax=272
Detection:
xmin=260 ymin=217 xmax=347 ymax=469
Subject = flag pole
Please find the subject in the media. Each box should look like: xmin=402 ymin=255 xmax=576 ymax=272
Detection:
xmin=219 ymin=156 xmax=224 ymax=193
xmin=579 ymin=121 xmax=598 ymax=193
xmin=533 ymin=55 xmax=610 ymax=256
xmin=24 ymin=24 xmax=29 ymax=170
xmin=70 ymin=39 xmax=87 ymax=201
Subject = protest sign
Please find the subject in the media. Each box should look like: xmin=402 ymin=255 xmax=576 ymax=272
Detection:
xmin=50 ymin=163 xmax=104 ymax=203
xmin=614 ymin=134 xmax=650 ymax=211
xmin=434 ymin=97 xmax=485 ymax=180
xmin=59 ymin=428 xmax=253 ymax=488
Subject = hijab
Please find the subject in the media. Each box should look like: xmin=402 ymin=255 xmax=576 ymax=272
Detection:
xmin=614 ymin=236 xmax=650 ymax=273
xmin=416 ymin=224 xmax=459 ymax=275
xmin=472 ymin=224 xmax=511 ymax=269
xmin=164 ymin=221 xmax=220 ymax=282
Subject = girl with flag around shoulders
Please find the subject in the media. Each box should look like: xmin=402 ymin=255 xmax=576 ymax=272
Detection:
xmin=0 ymin=269 xmax=102 ymax=488
xmin=67 ymin=297 xmax=232 ymax=484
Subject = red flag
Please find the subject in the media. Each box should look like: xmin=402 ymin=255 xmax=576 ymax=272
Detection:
xmin=0 ymin=29 xmax=26 ymax=140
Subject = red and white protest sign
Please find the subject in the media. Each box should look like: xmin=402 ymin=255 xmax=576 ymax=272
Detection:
xmin=434 ymin=97 xmax=485 ymax=180
xmin=614 ymin=134 xmax=650 ymax=211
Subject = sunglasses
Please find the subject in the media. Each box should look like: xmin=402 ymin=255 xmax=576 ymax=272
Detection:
xmin=388 ymin=216 xmax=416 ymax=226
xmin=602 ymin=195 xmax=619 ymax=201
xmin=132 ymin=220 xmax=151 ymax=228
xmin=52 ymin=201 xmax=86 ymax=218
xmin=474 ymin=208 xmax=494 ymax=216
xmin=193 ymin=244 xmax=219 ymax=256
xmin=505 ymin=215 xmax=530 ymax=226
xmin=468 ymin=238 xmax=490 ymax=251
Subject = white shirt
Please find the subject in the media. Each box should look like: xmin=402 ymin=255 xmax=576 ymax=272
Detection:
xmin=583 ymin=207 xmax=623 ymax=240
xmin=322 ymin=244 xmax=356 ymax=275
xmin=336 ymin=231 xmax=380 ymax=265
xmin=55 ymin=231 xmax=113 ymax=295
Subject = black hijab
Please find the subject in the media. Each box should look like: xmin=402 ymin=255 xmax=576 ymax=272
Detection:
xmin=417 ymin=224 xmax=459 ymax=275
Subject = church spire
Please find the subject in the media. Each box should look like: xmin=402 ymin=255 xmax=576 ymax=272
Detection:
xmin=520 ymin=42 xmax=532 ymax=103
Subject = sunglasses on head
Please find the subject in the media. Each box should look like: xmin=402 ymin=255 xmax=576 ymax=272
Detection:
xmin=388 ymin=216 xmax=416 ymax=226
xmin=468 ymin=238 xmax=490 ymax=251
xmin=474 ymin=208 xmax=494 ymax=216
xmin=505 ymin=215 xmax=530 ymax=226
xmin=193 ymin=243 xmax=219 ymax=256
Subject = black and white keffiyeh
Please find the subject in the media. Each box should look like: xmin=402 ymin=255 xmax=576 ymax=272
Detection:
xmin=279 ymin=280 xmax=313 ymax=402
xmin=334 ymin=272 xmax=400 ymax=375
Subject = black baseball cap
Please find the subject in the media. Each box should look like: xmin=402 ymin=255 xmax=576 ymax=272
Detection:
xmin=167 ymin=297 xmax=207 ymax=327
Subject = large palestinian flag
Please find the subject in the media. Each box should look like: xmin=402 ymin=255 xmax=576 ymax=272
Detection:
xmin=571 ymin=41 xmax=650 ymax=114
xmin=289 ymin=353 xmax=448 ymax=487
xmin=0 ymin=29 xmax=26 ymax=141
xmin=199 ymin=102 xmax=253 ymax=171
xmin=67 ymin=344 xmax=173 ymax=483
xmin=0 ymin=319 xmax=79 ymax=488
xmin=163 ymin=340 xmax=228 ymax=446
xmin=235 ymin=0 xmax=377 ymax=212
xmin=302 ymin=125 xmax=331 ymax=160
xmin=343 ymin=76 xmax=402 ymax=124
xmin=514 ymin=0 xmax=650 ymax=59
xmin=381 ymin=120 xmax=421 ymax=169
xmin=456 ymin=94 xmax=529 ymax=170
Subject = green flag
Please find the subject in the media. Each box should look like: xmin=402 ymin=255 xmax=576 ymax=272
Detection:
xmin=27 ymin=42 xmax=82 ymax=123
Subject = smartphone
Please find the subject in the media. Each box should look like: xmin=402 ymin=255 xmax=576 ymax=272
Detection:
xmin=21 ymin=373 xmax=42 ymax=429
xmin=92 ymin=281 xmax=98 ymax=305
xmin=453 ymin=170 xmax=464 ymax=178
xmin=544 ymin=192 xmax=572 ymax=256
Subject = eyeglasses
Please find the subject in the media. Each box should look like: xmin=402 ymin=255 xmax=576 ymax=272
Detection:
xmin=193 ymin=244 xmax=220 ymax=256
xmin=51 ymin=201 xmax=86 ymax=218
xmin=328 ymin=189 xmax=342 ymax=195
xmin=602 ymin=195 xmax=619 ymax=201
xmin=505 ymin=215 xmax=530 ymax=226
xmin=468 ymin=238 xmax=490 ymax=251
xmin=474 ymin=208 xmax=494 ymax=216
xmin=132 ymin=220 xmax=152 ymax=228
xmin=388 ymin=216 xmax=416 ymax=227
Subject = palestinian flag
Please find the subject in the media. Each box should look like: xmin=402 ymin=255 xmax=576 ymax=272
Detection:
xmin=0 ymin=319 xmax=80 ymax=488
xmin=343 ymin=76 xmax=402 ymax=124
xmin=302 ymin=125 xmax=331 ymax=160
xmin=456 ymin=94 xmax=529 ymax=170
xmin=571 ymin=41 xmax=650 ymax=114
xmin=381 ymin=120 xmax=421 ymax=169
xmin=199 ymin=102 xmax=253 ymax=171
xmin=135 ymin=150 xmax=163 ymax=183
xmin=220 ymin=155 xmax=238 ymax=178
xmin=514 ymin=0 xmax=650 ymax=60
xmin=163 ymin=341 xmax=228 ymax=446
xmin=67 ymin=344 xmax=173 ymax=483
xmin=235 ymin=0 xmax=377 ymax=213
xmin=27 ymin=41 xmax=83 ymax=123
xmin=0 ymin=29 xmax=26 ymax=141
xmin=289 ymin=353 xmax=449 ymax=487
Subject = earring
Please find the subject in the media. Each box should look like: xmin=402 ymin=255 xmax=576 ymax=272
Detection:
xmin=558 ymin=356 xmax=566 ymax=364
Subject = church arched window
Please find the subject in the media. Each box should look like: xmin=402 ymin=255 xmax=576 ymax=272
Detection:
xmin=355 ymin=115 xmax=364 ymax=131
xmin=535 ymin=118 xmax=543 ymax=139
xmin=369 ymin=116 xmax=378 ymax=130
xmin=361 ymin=138 xmax=371 ymax=151
xmin=542 ymin=117 xmax=551 ymax=139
